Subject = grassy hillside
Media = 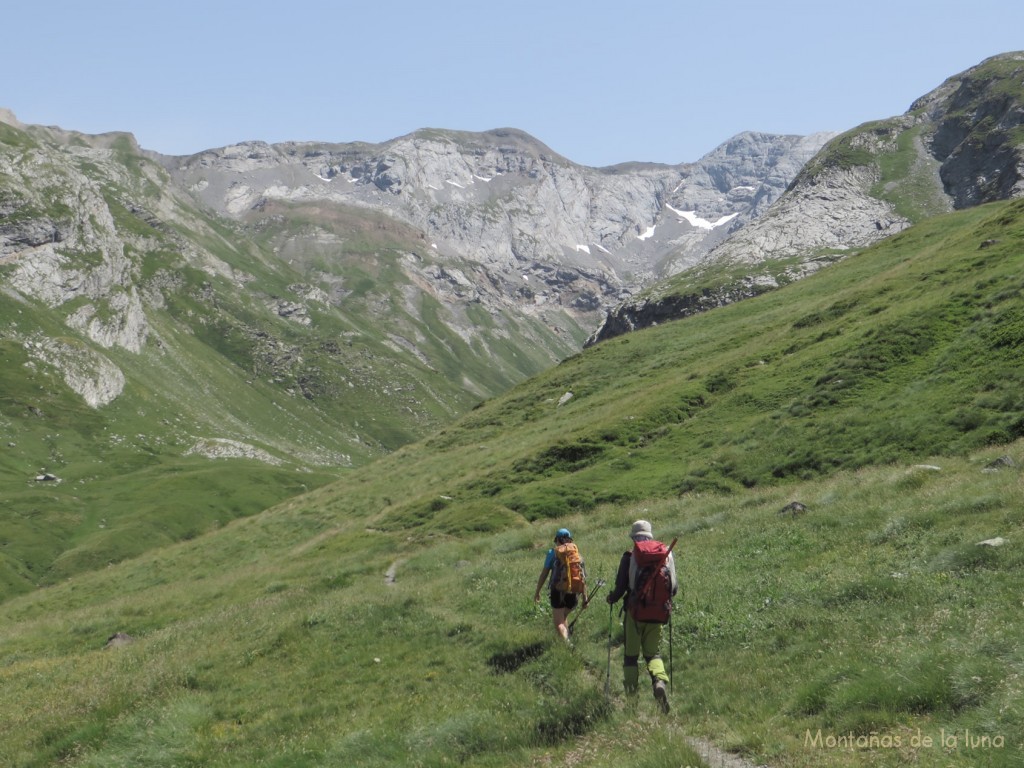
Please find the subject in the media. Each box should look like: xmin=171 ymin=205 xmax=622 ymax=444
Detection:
xmin=2 ymin=198 xmax=1024 ymax=766
xmin=3 ymin=451 xmax=1018 ymax=768
xmin=354 ymin=196 xmax=1024 ymax=534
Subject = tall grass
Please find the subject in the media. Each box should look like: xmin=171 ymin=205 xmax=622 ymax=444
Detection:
xmin=1 ymin=445 xmax=1022 ymax=766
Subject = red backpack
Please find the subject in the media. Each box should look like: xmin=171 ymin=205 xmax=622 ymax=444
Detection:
xmin=628 ymin=539 xmax=674 ymax=624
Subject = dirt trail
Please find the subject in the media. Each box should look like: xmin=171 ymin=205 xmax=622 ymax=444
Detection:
xmin=547 ymin=709 xmax=769 ymax=768
xmin=686 ymin=736 xmax=768 ymax=768
xmin=387 ymin=558 xmax=767 ymax=767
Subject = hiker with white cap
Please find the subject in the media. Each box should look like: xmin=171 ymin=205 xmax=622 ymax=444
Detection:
xmin=534 ymin=527 xmax=588 ymax=641
xmin=606 ymin=519 xmax=677 ymax=712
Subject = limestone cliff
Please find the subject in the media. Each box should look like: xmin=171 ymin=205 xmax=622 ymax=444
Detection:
xmin=159 ymin=128 xmax=832 ymax=328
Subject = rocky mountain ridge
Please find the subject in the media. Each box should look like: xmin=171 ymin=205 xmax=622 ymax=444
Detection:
xmin=160 ymin=128 xmax=832 ymax=324
xmin=590 ymin=51 xmax=1024 ymax=342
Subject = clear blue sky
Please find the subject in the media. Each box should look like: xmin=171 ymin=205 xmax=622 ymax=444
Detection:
xmin=6 ymin=0 xmax=1023 ymax=167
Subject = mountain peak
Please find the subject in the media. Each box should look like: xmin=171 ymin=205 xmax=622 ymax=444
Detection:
xmin=0 ymin=107 xmax=22 ymax=128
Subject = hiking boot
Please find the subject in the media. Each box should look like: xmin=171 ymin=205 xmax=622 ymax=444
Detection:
xmin=653 ymin=679 xmax=670 ymax=714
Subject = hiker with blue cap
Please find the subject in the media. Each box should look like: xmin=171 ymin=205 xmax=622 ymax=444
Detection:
xmin=534 ymin=527 xmax=588 ymax=641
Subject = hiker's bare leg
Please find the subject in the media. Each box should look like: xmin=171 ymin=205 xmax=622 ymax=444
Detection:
xmin=552 ymin=607 xmax=570 ymax=641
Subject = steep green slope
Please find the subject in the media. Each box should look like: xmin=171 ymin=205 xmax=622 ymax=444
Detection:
xmin=346 ymin=197 xmax=1024 ymax=535
xmin=1 ymin=199 xmax=1023 ymax=767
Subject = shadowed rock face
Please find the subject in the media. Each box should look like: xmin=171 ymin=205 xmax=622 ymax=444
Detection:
xmin=585 ymin=284 xmax=765 ymax=346
xmin=918 ymin=54 xmax=1024 ymax=207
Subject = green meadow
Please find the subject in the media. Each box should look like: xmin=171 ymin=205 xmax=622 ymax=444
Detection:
xmin=2 ymin=454 xmax=1020 ymax=767
xmin=3 ymin=198 xmax=1024 ymax=766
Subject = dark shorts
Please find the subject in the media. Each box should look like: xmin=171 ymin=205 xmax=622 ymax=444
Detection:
xmin=550 ymin=590 xmax=578 ymax=610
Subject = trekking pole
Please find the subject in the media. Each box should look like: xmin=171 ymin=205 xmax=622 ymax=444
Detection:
xmin=668 ymin=612 xmax=674 ymax=694
xmin=605 ymin=601 xmax=613 ymax=697
xmin=567 ymin=579 xmax=606 ymax=635
xmin=665 ymin=538 xmax=677 ymax=694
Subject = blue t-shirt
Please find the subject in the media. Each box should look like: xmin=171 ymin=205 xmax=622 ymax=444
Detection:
xmin=542 ymin=548 xmax=557 ymax=589
xmin=543 ymin=548 xmax=556 ymax=570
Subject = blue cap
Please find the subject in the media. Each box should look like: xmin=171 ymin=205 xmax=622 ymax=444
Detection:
xmin=556 ymin=528 xmax=572 ymax=540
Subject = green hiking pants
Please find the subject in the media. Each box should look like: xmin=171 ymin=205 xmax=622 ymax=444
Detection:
xmin=622 ymin=612 xmax=668 ymax=693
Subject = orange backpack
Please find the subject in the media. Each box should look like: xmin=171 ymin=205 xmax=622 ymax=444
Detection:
xmin=553 ymin=542 xmax=586 ymax=594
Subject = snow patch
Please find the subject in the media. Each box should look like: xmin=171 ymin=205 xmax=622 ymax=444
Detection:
xmin=666 ymin=205 xmax=739 ymax=230
xmin=575 ymin=244 xmax=591 ymax=254
xmin=638 ymin=225 xmax=656 ymax=241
